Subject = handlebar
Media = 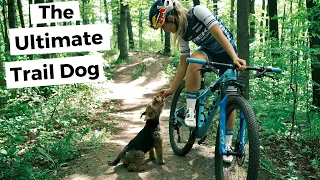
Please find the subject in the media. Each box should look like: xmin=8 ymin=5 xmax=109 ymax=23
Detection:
xmin=186 ymin=58 xmax=282 ymax=74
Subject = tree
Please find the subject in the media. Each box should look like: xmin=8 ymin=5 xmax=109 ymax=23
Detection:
xmin=268 ymin=0 xmax=278 ymax=40
xmin=237 ymin=0 xmax=250 ymax=99
xmin=307 ymin=0 xmax=320 ymax=109
xmin=260 ymin=0 xmax=265 ymax=43
xmin=229 ymin=0 xmax=235 ymax=35
xmin=17 ymin=0 xmax=25 ymax=28
xmin=118 ymin=0 xmax=128 ymax=60
xmin=249 ymin=0 xmax=255 ymax=41
xmin=1 ymin=0 xmax=9 ymax=52
xmin=193 ymin=0 xmax=200 ymax=6
xmin=164 ymin=32 xmax=170 ymax=55
xmin=104 ymin=0 xmax=109 ymax=24
xmin=213 ymin=0 xmax=218 ymax=14
xmin=138 ymin=7 xmax=143 ymax=48
xmin=127 ymin=4 xmax=134 ymax=49
xmin=7 ymin=0 xmax=16 ymax=28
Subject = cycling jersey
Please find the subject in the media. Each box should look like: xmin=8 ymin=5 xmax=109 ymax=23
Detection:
xmin=180 ymin=5 xmax=236 ymax=55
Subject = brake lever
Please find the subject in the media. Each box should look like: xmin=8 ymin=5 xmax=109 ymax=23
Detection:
xmin=254 ymin=68 xmax=267 ymax=79
xmin=253 ymin=70 xmax=275 ymax=80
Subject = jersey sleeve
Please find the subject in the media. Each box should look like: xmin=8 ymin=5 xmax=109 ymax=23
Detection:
xmin=180 ymin=38 xmax=190 ymax=55
xmin=193 ymin=5 xmax=218 ymax=29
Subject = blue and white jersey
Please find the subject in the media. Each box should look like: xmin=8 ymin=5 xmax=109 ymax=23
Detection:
xmin=180 ymin=5 xmax=236 ymax=55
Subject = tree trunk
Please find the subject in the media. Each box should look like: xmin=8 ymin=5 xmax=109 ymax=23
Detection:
xmin=112 ymin=0 xmax=120 ymax=49
xmin=104 ymin=0 xmax=109 ymax=23
xmin=268 ymin=0 xmax=278 ymax=40
xmin=1 ymin=0 xmax=9 ymax=52
xmin=0 ymin=17 xmax=6 ymax=86
xmin=230 ymin=0 xmax=235 ymax=35
xmin=118 ymin=0 xmax=128 ymax=60
xmin=164 ymin=32 xmax=170 ymax=55
xmin=7 ymin=0 xmax=16 ymax=28
xmin=193 ymin=0 xmax=200 ymax=6
xmin=139 ymin=7 xmax=142 ymax=48
xmin=280 ymin=3 xmax=286 ymax=45
xmin=213 ymin=0 xmax=218 ymax=14
xmin=260 ymin=0 xmax=265 ymax=43
xmin=127 ymin=5 xmax=134 ymax=49
xmin=28 ymin=0 xmax=34 ymax=60
xmin=161 ymin=28 xmax=163 ymax=44
xmin=307 ymin=0 xmax=320 ymax=109
xmin=82 ymin=0 xmax=86 ymax=24
xmin=249 ymin=0 xmax=255 ymax=41
xmin=17 ymin=0 xmax=25 ymax=28
xmin=237 ymin=0 xmax=250 ymax=99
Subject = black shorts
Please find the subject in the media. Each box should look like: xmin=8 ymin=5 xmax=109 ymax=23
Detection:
xmin=194 ymin=47 xmax=237 ymax=92
xmin=195 ymin=47 xmax=236 ymax=76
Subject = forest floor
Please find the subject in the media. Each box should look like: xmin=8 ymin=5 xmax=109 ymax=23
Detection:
xmin=56 ymin=51 xmax=274 ymax=180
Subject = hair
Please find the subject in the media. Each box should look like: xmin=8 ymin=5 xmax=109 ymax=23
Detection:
xmin=171 ymin=0 xmax=188 ymax=48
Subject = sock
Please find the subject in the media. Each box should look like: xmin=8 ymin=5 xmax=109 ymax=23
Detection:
xmin=225 ymin=130 xmax=233 ymax=151
xmin=186 ymin=92 xmax=197 ymax=110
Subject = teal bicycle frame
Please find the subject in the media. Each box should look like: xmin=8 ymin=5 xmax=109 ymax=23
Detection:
xmin=173 ymin=67 xmax=246 ymax=156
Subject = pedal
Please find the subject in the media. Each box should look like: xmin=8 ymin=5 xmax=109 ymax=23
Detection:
xmin=198 ymin=134 xmax=207 ymax=145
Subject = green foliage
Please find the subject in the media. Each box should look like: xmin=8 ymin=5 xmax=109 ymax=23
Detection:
xmin=0 ymin=83 xmax=116 ymax=179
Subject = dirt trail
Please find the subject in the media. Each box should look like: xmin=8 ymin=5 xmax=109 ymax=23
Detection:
xmin=58 ymin=52 xmax=217 ymax=180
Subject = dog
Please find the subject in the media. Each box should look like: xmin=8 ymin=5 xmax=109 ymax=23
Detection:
xmin=108 ymin=95 xmax=165 ymax=171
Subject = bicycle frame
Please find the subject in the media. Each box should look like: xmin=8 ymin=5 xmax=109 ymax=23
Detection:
xmin=173 ymin=69 xmax=246 ymax=156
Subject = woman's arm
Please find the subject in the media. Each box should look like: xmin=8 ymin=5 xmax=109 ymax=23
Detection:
xmin=158 ymin=54 xmax=189 ymax=98
xmin=209 ymin=24 xmax=246 ymax=70
xmin=170 ymin=54 xmax=189 ymax=92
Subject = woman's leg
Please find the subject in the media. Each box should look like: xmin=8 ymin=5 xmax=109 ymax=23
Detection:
xmin=184 ymin=51 xmax=207 ymax=127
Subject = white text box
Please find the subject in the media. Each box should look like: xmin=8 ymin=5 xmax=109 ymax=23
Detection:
xmin=5 ymin=55 xmax=106 ymax=88
xmin=30 ymin=1 xmax=80 ymax=24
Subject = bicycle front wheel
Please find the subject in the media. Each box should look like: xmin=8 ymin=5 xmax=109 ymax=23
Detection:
xmin=169 ymin=81 xmax=196 ymax=156
xmin=215 ymin=96 xmax=260 ymax=180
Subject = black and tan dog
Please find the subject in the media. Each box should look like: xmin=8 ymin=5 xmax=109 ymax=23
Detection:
xmin=108 ymin=95 xmax=165 ymax=171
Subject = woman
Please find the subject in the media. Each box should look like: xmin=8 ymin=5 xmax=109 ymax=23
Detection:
xmin=149 ymin=0 xmax=246 ymax=163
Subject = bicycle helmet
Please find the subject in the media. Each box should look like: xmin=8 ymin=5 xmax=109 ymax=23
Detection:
xmin=149 ymin=0 xmax=176 ymax=29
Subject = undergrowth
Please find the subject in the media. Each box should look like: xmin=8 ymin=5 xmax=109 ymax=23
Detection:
xmin=0 ymin=83 xmax=117 ymax=179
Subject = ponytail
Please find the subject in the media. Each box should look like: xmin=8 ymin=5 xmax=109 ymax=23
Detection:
xmin=172 ymin=0 xmax=188 ymax=48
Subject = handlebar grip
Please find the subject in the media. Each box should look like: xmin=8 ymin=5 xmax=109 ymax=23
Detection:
xmin=267 ymin=66 xmax=282 ymax=73
xmin=186 ymin=58 xmax=207 ymax=65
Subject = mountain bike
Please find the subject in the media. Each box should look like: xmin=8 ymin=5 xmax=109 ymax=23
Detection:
xmin=168 ymin=57 xmax=282 ymax=179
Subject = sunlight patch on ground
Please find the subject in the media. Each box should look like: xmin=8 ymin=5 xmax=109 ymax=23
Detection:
xmin=138 ymin=171 xmax=152 ymax=179
xmin=105 ymin=139 xmax=128 ymax=146
xmin=101 ymin=82 xmax=155 ymax=100
xmin=142 ymin=57 xmax=156 ymax=63
xmin=64 ymin=174 xmax=94 ymax=180
xmin=111 ymin=112 xmax=146 ymax=121
xmin=125 ymin=126 xmax=144 ymax=134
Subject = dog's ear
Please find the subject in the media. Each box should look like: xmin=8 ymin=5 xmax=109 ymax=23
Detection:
xmin=140 ymin=111 xmax=146 ymax=118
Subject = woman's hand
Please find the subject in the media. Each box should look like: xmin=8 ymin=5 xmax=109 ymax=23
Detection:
xmin=158 ymin=88 xmax=174 ymax=99
xmin=233 ymin=58 xmax=247 ymax=70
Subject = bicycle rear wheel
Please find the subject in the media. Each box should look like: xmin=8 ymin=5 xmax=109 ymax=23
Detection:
xmin=169 ymin=81 xmax=196 ymax=156
xmin=215 ymin=96 xmax=260 ymax=180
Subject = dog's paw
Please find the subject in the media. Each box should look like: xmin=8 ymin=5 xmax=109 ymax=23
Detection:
xmin=108 ymin=160 xmax=117 ymax=166
xmin=149 ymin=156 xmax=156 ymax=160
xmin=158 ymin=159 xmax=165 ymax=165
